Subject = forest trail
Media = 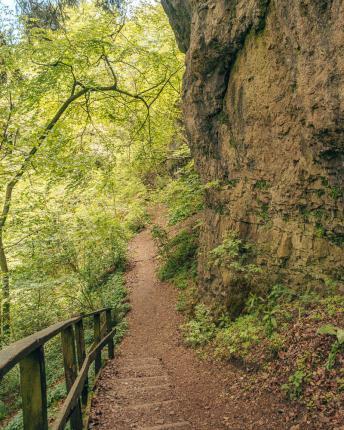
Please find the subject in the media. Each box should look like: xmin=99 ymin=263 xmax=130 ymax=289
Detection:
xmin=88 ymin=227 xmax=296 ymax=430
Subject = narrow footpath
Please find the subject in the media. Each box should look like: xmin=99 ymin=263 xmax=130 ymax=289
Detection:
xmin=88 ymin=228 xmax=298 ymax=430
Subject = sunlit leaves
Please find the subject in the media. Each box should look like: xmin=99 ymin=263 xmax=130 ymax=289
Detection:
xmin=0 ymin=0 xmax=184 ymax=343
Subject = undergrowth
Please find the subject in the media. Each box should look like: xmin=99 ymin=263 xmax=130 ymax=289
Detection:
xmin=153 ymin=153 xmax=343 ymax=419
xmin=182 ymin=304 xmax=216 ymax=347
xmin=156 ymin=227 xmax=343 ymax=415
xmin=182 ymin=281 xmax=344 ymax=409
xmin=157 ymin=160 xmax=204 ymax=225
xmin=0 ymin=272 xmax=129 ymax=430
xmin=152 ymin=224 xmax=200 ymax=316
xmin=152 ymin=223 xmax=198 ymax=282
xmin=208 ymin=233 xmax=265 ymax=318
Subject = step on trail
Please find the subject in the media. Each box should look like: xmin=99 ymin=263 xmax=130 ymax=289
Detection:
xmin=89 ymin=222 xmax=297 ymax=430
xmin=89 ymin=357 xmax=191 ymax=430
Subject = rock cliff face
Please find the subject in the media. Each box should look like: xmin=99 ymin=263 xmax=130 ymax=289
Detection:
xmin=162 ymin=0 xmax=344 ymax=314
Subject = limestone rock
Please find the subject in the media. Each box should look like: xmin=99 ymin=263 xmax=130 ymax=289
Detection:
xmin=163 ymin=0 xmax=344 ymax=309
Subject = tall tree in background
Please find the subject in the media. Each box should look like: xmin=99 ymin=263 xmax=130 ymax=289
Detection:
xmin=0 ymin=1 xmax=183 ymax=340
xmin=16 ymin=0 xmax=126 ymax=29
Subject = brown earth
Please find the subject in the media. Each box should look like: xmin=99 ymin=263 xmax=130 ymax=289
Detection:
xmin=88 ymin=227 xmax=316 ymax=430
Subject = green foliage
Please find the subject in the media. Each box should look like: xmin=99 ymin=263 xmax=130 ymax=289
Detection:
xmin=0 ymin=4 xmax=184 ymax=427
xmin=127 ymin=208 xmax=150 ymax=234
xmin=254 ymin=179 xmax=270 ymax=190
xmin=47 ymin=383 xmax=67 ymax=407
xmin=282 ymin=369 xmax=308 ymax=400
xmin=153 ymin=224 xmax=200 ymax=315
xmin=203 ymin=180 xmax=221 ymax=190
xmin=88 ymin=272 xmax=130 ymax=320
xmin=159 ymin=160 xmax=204 ymax=225
xmin=0 ymin=0 xmax=184 ymax=343
xmin=173 ymin=271 xmax=189 ymax=291
xmin=208 ymin=233 xmax=263 ymax=316
xmin=260 ymin=285 xmax=294 ymax=336
xmin=317 ymin=324 xmax=344 ymax=342
xmin=226 ymin=179 xmax=240 ymax=188
xmin=209 ymin=233 xmax=261 ymax=277
xmin=329 ymin=186 xmax=343 ymax=200
xmin=158 ymin=229 xmax=198 ymax=282
xmin=151 ymin=225 xmax=169 ymax=254
xmin=175 ymin=275 xmax=198 ymax=314
xmin=182 ymin=304 xmax=216 ymax=347
xmin=0 ymin=367 xmax=21 ymax=423
xmin=4 ymin=412 xmax=23 ymax=430
xmin=319 ymin=295 xmax=344 ymax=316
xmin=259 ymin=203 xmax=270 ymax=223
xmin=317 ymin=324 xmax=344 ymax=370
xmin=0 ymin=401 xmax=7 ymax=420
xmin=215 ymin=314 xmax=263 ymax=358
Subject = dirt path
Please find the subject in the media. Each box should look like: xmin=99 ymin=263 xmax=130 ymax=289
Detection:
xmin=89 ymin=228 xmax=300 ymax=430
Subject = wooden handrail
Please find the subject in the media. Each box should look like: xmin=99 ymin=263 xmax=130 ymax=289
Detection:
xmin=0 ymin=317 xmax=81 ymax=379
xmin=52 ymin=328 xmax=116 ymax=430
xmin=0 ymin=307 xmax=116 ymax=430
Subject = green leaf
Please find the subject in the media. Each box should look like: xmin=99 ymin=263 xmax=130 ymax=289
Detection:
xmin=317 ymin=324 xmax=337 ymax=336
xmin=337 ymin=329 xmax=344 ymax=344
xmin=271 ymin=317 xmax=278 ymax=329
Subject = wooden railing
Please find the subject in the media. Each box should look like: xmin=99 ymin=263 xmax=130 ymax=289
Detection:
xmin=0 ymin=307 xmax=116 ymax=430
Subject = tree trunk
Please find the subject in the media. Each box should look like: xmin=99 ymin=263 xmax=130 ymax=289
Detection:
xmin=0 ymin=234 xmax=10 ymax=341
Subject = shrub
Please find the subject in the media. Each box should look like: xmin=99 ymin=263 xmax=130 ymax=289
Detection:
xmin=182 ymin=304 xmax=216 ymax=347
xmin=214 ymin=314 xmax=264 ymax=360
xmin=158 ymin=230 xmax=198 ymax=282
xmin=208 ymin=233 xmax=264 ymax=317
xmin=160 ymin=161 xmax=204 ymax=225
xmin=209 ymin=233 xmax=261 ymax=277
xmin=176 ymin=284 xmax=199 ymax=314
xmin=126 ymin=207 xmax=150 ymax=233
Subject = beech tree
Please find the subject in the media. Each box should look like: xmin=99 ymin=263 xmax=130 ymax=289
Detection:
xmin=0 ymin=1 xmax=183 ymax=340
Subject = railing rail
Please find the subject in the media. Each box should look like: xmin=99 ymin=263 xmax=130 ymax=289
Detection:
xmin=0 ymin=307 xmax=116 ymax=430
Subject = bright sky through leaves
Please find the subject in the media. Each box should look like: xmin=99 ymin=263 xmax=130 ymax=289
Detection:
xmin=0 ymin=0 xmax=149 ymax=13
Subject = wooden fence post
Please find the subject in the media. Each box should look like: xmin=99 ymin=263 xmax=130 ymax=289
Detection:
xmin=20 ymin=346 xmax=48 ymax=430
xmin=105 ymin=309 xmax=114 ymax=359
xmin=61 ymin=326 xmax=83 ymax=430
xmin=74 ymin=319 xmax=88 ymax=406
xmin=94 ymin=313 xmax=101 ymax=375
